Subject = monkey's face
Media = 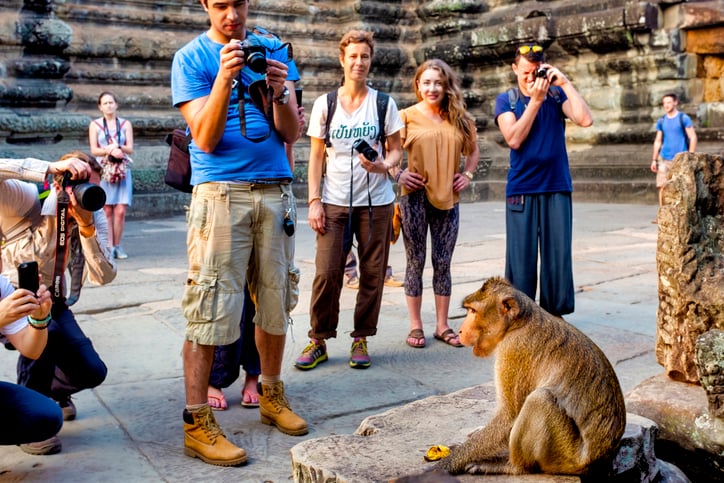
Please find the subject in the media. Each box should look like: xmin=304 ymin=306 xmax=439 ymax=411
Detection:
xmin=459 ymin=291 xmax=508 ymax=358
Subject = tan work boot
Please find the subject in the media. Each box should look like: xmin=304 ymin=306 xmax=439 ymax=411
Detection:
xmin=183 ymin=406 xmax=247 ymax=466
xmin=258 ymin=381 xmax=308 ymax=436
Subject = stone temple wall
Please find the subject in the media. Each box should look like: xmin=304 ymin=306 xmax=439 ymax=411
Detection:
xmin=0 ymin=0 xmax=723 ymax=217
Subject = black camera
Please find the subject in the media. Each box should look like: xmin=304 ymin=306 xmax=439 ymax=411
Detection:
xmin=239 ymin=37 xmax=268 ymax=74
xmin=352 ymin=139 xmax=378 ymax=162
xmin=536 ymin=66 xmax=548 ymax=78
xmin=62 ymin=172 xmax=106 ymax=212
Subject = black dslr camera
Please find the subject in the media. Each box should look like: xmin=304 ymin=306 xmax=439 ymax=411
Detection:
xmin=239 ymin=36 xmax=268 ymax=74
xmin=62 ymin=172 xmax=106 ymax=212
xmin=352 ymin=139 xmax=378 ymax=162
xmin=238 ymin=34 xmax=294 ymax=75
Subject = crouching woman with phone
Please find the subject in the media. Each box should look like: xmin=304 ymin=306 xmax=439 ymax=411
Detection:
xmin=0 ymin=254 xmax=64 ymax=451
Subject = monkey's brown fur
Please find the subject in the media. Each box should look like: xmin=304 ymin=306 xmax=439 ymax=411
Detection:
xmin=435 ymin=277 xmax=626 ymax=476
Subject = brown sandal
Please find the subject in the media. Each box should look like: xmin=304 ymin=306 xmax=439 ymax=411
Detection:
xmin=434 ymin=328 xmax=463 ymax=347
xmin=406 ymin=329 xmax=426 ymax=348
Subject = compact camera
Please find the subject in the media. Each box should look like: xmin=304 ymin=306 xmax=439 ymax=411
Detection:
xmin=535 ymin=66 xmax=548 ymax=78
xmin=62 ymin=172 xmax=106 ymax=212
xmin=352 ymin=139 xmax=378 ymax=162
xmin=239 ymin=37 xmax=269 ymax=74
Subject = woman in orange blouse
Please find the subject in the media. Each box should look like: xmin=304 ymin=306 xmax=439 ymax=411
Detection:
xmin=397 ymin=58 xmax=479 ymax=348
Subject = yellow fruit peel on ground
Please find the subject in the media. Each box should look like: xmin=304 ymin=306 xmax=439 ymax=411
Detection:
xmin=423 ymin=444 xmax=450 ymax=461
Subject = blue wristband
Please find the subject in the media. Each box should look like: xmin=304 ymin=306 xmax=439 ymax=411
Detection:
xmin=27 ymin=313 xmax=51 ymax=329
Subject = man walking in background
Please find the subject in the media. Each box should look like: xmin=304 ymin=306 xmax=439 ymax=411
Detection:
xmin=651 ymin=92 xmax=697 ymax=209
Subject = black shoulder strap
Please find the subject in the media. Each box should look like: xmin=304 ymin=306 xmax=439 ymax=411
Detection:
xmin=376 ymin=91 xmax=389 ymax=156
xmin=679 ymin=112 xmax=690 ymax=149
xmin=549 ymin=86 xmax=563 ymax=104
xmin=507 ymin=87 xmax=519 ymax=112
xmin=324 ymin=90 xmax=338 ymax=148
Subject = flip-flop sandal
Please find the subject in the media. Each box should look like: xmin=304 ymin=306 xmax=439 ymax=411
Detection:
xmin=241 ymin=389 xmax=259 ymax=408
xmin=434 ymin=328 xmax=463 ymax=348
xmin=208 ymin=391 xmax=228 ymax=411
xmin=406 ymin=329 xmax=426 ymax=348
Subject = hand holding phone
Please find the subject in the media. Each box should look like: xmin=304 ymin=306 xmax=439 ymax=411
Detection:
xmin=17 ymin=261 xmax=39 ymax=296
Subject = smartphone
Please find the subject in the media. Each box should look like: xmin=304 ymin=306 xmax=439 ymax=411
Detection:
xmin=295 ymin=88 xmax=303 ymax=108
xmin=17 ymin=261 xmax=39 ymax=295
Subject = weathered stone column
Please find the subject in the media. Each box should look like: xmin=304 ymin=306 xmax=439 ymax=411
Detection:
xmin=655 ymin=152 xmax=724 ymax=383
xmin=1 ymin=0 xmax=72 ymax=108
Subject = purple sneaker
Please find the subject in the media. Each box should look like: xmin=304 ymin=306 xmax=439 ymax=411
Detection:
xmin=295 ymin=339 xmax=328 ymax=370
xmin=349 ymin=337 xmax=371 ymax=369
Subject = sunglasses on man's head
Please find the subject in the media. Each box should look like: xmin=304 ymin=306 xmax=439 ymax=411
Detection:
xmin=518 ymin=45 xmax=543 ymax=55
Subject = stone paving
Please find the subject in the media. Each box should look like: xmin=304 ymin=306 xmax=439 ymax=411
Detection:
xmin=0 ymin=201 xmax=664 ymax=482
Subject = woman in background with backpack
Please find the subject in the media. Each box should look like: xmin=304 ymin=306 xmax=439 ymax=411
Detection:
xmin=89 ymin=91 xmax=134 ymax=260
xmin=295 ymin=30 xmax=403 ymax=371
xmin=397 ymin=59 xmax=479 ymax=349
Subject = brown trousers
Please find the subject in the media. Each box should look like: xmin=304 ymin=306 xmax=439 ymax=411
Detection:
xmin=308 ymin=203 xmax=393 ymax=340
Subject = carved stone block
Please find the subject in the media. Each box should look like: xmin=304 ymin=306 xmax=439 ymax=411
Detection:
xmin=655 ymin=152 xmax=724 ymax=383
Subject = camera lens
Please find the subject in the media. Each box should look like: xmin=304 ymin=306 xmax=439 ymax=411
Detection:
xmin=246 ymin=52 xmax=267 ymax=73
xmin=536 ymin=67 xmax=548 ymax=78
xmin=73 ymin=183 xmax=106 ymax=211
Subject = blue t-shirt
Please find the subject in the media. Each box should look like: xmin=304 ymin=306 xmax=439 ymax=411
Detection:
xmin=171 ymin=32 xmax=300 ymax=185
xmin=494 ymin=88 xmax=572 ymax=197
xmin=656 ymin=112 xmax=692 ymax=161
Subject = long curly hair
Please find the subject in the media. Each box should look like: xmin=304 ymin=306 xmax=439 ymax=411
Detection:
xmin=413 ymin=59 xmax=476 ymax=155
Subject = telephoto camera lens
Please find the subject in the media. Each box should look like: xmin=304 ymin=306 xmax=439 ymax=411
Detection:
xmin=62 ymin=172 xmax=106 ymax=212
xmin=73 ymin=183 xmax=106 ymax=212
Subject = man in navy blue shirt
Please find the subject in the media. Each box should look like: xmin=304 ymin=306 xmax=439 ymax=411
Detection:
xmin=494 ymin=44 xmax=593 ymax=317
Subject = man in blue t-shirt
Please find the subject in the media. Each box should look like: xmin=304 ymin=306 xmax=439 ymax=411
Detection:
xmin=651 ymin=93 xmax=697 ymax=207
xmin=494 ymin=44 xmax=593 ymax=317
xmin=171 ymin=0 xmax=306 ymax=467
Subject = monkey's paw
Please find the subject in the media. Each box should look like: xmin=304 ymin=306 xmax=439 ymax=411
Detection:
xmin=423 ymin=445 xmax=451 ymax=462
xmin=465 ymin=463 xmax=487 ymax=474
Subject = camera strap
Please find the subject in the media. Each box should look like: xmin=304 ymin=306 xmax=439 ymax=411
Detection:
xmin=344 ymin=147 xmax=373 ymax=254
xmin=102 ymin=118 xmax=122 ymax=145
xmin=51 ymin=190 xmax=70 ymax=302
xmin=238 ymin=75 xmax=272 ymax=143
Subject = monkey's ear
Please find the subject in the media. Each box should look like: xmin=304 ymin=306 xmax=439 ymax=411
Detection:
xmin=499 ymin=296 xmax=520 ymax=318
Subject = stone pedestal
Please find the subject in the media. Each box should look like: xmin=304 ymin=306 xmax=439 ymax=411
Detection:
xmin=290 ymin=385 xmax=688 ymax=482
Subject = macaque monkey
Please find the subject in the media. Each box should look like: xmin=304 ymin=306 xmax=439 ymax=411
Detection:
xmin=435 ymin=277 xmax=626 ymax=476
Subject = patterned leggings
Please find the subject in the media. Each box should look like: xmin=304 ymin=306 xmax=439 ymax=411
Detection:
xmin=399 ymin=190 xmax=459 ymax=297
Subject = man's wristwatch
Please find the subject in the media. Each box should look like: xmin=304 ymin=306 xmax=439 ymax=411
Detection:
xmin=463 ymin=170 xmax=474 ymax=180
xmin=274 ymin=86 xmax=290 ymax=105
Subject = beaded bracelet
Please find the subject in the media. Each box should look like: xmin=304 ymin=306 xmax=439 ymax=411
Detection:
xmin=27 ymin=313 xmax=51 ymax=330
